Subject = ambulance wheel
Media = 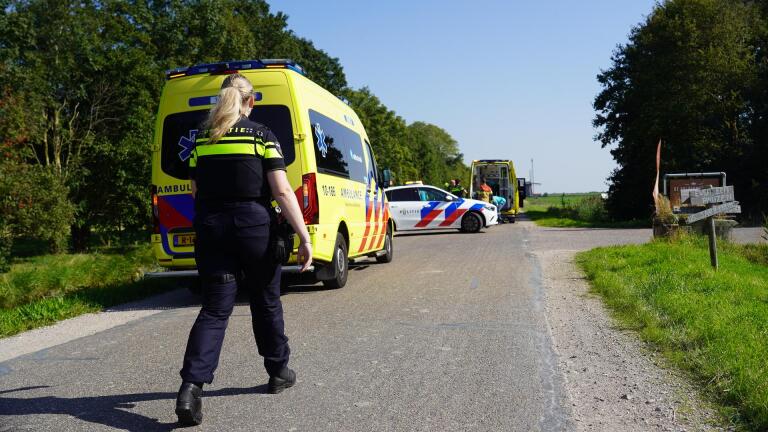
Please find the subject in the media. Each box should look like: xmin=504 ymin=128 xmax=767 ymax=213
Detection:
xmin=323 ymin=233 xmax=348 ymax=289
xmin=510 ymin=216 xmax=516 ymax=223
xmin=376 ymin=228 xmax=393 ymax=263
xmin=460 ymin=212 xmax=482 ymax=233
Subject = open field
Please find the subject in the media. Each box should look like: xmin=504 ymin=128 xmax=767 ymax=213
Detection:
xmin=523 ymin=193 xmax=649 ymax=228
xmin=577 ymin=236 xmax=768 ymax=429
xmin=525 ymin=193 xmax=599 ymax=208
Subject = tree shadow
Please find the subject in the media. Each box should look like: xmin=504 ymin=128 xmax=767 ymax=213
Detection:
xmin=280 ymin=284 xmax=330 ymax=295
xmin=0 ymin=384 xmax=268 ymax=431
xmin=105 ymin=285 xmax=201 ymax=312
xmin=394 ymin=230 xmax=476 ymax=237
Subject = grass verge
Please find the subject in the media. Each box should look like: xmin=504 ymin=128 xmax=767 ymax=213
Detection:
xmin=524 ymin=205 xmax=649 ymax=228
xmin=524 ymin=193 xmax=648 ymax=228
xmin=0 ymin=246 xmax=176 ymax=338
xmin=576 ymin=236 xmax=768 ymax=430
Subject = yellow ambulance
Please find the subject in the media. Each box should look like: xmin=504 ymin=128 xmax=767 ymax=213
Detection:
xmin=150 ymin=59 xmax=394 ymax=288
xmin=469 ymin=159 xmax=526 ymax=223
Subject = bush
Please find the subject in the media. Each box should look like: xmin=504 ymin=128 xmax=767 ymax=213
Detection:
xmin=574 ymin=195 xmax=608 ymax=222
xmin=546 ymin=194 xmax=609 ymax=223
xmin=0 ymin=162 xmax=75 ymax=254
xmin=0 ymin=220 xmax=11 ymax=273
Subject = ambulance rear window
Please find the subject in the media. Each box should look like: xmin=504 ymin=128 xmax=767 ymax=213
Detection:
xmin=309 ymin=109 xmax=366 ymax=183
xmin=160 ymin=105 xmax=295 ymax=180
xmin=248 ymin=105 xmax=295 ymax=166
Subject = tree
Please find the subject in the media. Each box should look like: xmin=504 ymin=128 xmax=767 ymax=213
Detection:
xmin=594 ymin=0 xmax=761 ymax=220
xmin=344 ymin=87 xmax=415 ymax=181
xmin=0 ymin=0 xmax=466 ymax=253
xmin=0 ymin=0 xmax=352 ymax=250
xmin=405 ymin=122 xmax=467 ymax=186
xmin=0 ymin=161 xmax=75 ymax=254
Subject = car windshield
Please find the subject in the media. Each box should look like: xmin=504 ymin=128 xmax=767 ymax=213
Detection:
xmin=418 ymin=187 xmax=448 ymax=201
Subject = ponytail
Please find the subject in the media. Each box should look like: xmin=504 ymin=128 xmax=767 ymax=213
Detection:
xmin=204 ymin=74 xmax=253 ymax=143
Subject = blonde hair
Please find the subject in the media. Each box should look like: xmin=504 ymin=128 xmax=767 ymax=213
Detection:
xmin=205 ymin=73 xmax=253 ymax=143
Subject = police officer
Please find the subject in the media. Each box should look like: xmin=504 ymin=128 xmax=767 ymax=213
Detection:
xmin=449 ymin=179 xmax=467 ymax=198
xmin=175 ymin=73 xmax=312 ymax=426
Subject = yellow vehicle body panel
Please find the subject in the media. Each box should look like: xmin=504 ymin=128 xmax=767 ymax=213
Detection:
xmin=151 ymin=66 xmax=391 ymax=269
xmin=469 ymin=160 xmax=520 ymax=218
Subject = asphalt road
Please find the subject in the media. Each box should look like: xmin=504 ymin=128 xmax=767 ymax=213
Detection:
xmin=0 ymin=222 xmax=758 ymax=431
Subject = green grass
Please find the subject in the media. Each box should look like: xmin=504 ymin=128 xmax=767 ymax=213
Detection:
xmin=577 ymin=237 xmax=768 ymax=430
xmin=0 ymin=246 xmax=176 ymax=338
xmin=523 ymin=193 xmax=649 ymax=228
xmin=525 ymin=193 xmax=597 ymax=208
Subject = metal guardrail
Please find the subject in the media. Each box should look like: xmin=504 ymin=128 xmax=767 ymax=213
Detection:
xmin=144 ymin=265 xmax=314 ymax=279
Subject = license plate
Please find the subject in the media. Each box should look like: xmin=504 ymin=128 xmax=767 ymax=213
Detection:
xmin=173 ymin=234 xmax=196 ymax=247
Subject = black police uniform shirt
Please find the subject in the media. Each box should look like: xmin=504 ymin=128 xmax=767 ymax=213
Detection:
xmin=189 ymin=117 xmax=286 ymax=202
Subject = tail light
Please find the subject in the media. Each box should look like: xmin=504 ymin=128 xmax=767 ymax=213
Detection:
xmin=151 ymin=185 xmax=160 ymax=234
xmin=295 ymin=173 xmax=319 ymax=225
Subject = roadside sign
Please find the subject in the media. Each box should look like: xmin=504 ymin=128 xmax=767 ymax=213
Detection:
xmin=682 ymin=186 xmax=735 ymax=207
xmin=663 ymin=173 xmax=734 ymax=271
xmin=668 ymin=177 xmax=723 ymax=208
xmin=686 ymin=201 xmax=741 ymax=224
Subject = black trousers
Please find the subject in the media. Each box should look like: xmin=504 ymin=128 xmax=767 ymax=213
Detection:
xmin=180 ymin=200 xmax=290 ymax=384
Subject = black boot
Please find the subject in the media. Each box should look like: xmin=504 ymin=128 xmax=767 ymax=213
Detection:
xmin=175 ymin=382 xmax=203 ymax=426
xmin=268 ymin=367 xmax=296 ymax=394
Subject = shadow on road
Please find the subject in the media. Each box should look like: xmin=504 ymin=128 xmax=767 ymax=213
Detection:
xmin=105 ymin=287 xmax=200 ymax=313
xmin=0 ymin=384 xmax=268 ymax=431
xmin=395 ymin=230 xmax=478 ymax=237
xmin=280 ymin=284 xmax=329 ymax=295
xmin=108 ymin=257 xmax=385 ymax=310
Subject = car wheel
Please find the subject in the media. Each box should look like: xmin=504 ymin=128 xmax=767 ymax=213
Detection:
xmin=376 ymin=227 xmax=393 ymax=263
xmin=322 ymin=233 xmax=349 ymax=288
xmin=460 ymin=212 xmax=482 ymax=233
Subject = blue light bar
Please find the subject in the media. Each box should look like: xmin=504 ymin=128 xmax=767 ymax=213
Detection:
xmin=165 ymin=59 xmax=306 ymax=80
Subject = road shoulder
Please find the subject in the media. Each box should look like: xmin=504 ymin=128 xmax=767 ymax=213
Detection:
xmin=536 ymin=249 xmax=724 ymax=431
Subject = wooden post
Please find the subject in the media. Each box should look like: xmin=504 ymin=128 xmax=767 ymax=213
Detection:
xmin=707 ymin=216 xmax=718 ymax=270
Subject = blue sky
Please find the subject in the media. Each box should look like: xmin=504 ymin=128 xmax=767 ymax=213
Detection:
xmin=268 ymin=0 xmax=657 ymax=193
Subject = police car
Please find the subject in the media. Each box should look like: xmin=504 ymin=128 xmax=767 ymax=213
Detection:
xmin=384 ymin=184 xmax=498 ymax=233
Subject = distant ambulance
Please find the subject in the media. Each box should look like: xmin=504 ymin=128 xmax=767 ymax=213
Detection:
xmin=469 ymin=159 xmax=526 ymax=223
xmin=151 ymin=59 xmax=393 ymax=288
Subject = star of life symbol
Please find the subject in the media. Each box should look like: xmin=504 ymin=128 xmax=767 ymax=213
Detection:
xmin=314 ymin=123 xmax=328 ymax=158
xmin=178 ymin=129 xmax=197 ymax=161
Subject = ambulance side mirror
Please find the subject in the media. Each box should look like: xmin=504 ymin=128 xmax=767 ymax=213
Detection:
xmin=381 ymin=169 xmax=392 ymax=188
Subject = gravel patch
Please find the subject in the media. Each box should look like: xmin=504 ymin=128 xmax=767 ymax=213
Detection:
xmin=536 ymin=249 xmax=726 ymax=431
